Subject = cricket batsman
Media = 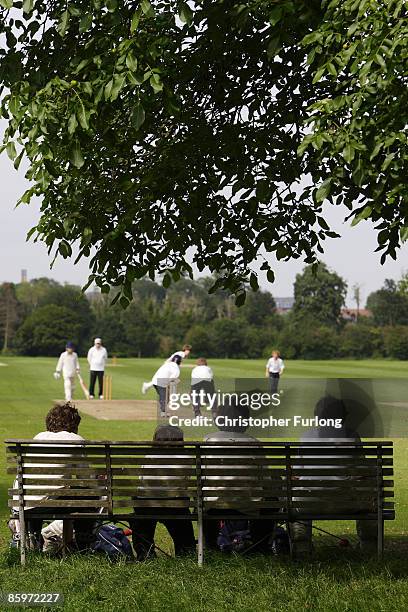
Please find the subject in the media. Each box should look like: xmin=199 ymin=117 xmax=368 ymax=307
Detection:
xmin=54 ymin=341 xmax=80 ymax=401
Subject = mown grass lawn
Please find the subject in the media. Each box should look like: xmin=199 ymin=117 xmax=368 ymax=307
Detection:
xmin=0 ymin=357 xmax=407 ymax=611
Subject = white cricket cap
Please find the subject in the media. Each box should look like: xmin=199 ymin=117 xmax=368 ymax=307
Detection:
xmin=94 ymin=338 xmax=102 ymax=344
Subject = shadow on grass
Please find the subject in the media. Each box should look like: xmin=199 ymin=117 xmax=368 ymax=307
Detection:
xmin=1 ymin=544 xmax=408 ymax=612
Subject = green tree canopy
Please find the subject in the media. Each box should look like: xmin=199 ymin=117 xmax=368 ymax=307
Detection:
xmin=2 ymin=1 xmax=406 ymax=303
xmin=366 ymin=279 xmax=408 ymax=326
xmin=293 ymin=262 xmax=347 ymax=326
xmin=14 ymin=304 xmax=81 ymax=356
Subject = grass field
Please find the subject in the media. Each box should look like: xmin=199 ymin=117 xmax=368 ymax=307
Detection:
xmin=0 ymin=357 xmax=407 ymax=611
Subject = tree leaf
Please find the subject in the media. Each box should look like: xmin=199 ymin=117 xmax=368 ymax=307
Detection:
xmin=382 ymin=152 xmax=395 ymax=171
xmin=70 ymin=142 xmax=85 ymax=168
xmin=400 ymin=227 xmax=408 ymax=243
xmin=235 ymin=291 xmax=246 ymax=307
xmin=267 ymin=269 xmax=275 ymax=283
xmin=370 ymin=141 xmax=383 ymax=161
xmin=110 ymin=74 xmax=126 ymax=101
xmin=149 ymin=73 xmax=163 ymax=93
xmin=6 ymin=141 xmax=17 ymax=160
xmin=79 ymin=14 xmax=93 ymax=34
xmin=347 ymin=22 xmax=359 ymax=36
xmin=130 ymin=8 xmax=142 ymax=33
xmin=68 ymin=113 xmax=78 ymax=135
xmin=162 ymin=272 xmax=171 ymax=288
xmin=315 ymin=178 xmax=332 ymax=203
xmin=104 ymin=79 xmax=113 ymax=101
xmin=23 ymin=0 xmax=34 ymax=14
xmin=13 ymin=150 xmax=24 ymax=169
xmin=106 ymin=0 xmax=118 ymax=12
xmin=269 ymin=6 xmax=283 ymax=27
xmin=77 ymin=102 xmax=90 ymax=130
xmin=375 ymin=53 xmax=386 ymax=69
xmin=351 ymin=206 xmax=372 ymax=226
xmin=0 ymin=0 xmax=13 ymax=8
xmin=141 ymin=0 xmax=154 ymax=16
xmin=126 ymin=52 xmax=138 ymax=72
xmin=131 ymin=102 xmax=145 ymax=130
xmin=312 ymin=66 xmax=325 ymax=83
xmin=179 ymin=2 xmax=193 ymax=25
xmin=342 ymin=143 xmax=355 ymax=163
xmin=59 ymin=240 xmax=72 ymax=258
xmin=249 ymin=273 xmax=259 ymax=291
xmin=57 ymin=10 xmax=70 ymax=37
xmin=267 ymin=36 xmax=281 ymax=60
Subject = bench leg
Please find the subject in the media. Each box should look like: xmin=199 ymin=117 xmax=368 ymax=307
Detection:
xmin=377 ymin=519 xmax=384 ymax=561
xmin=197 ymin=518 xmax=204 ymax=567
xmin=63 ymin=520 xmax=74 ymax=556
xmin=286 ymin=521 xmax=294 ymax=560
xmin=19 ymin=518 xmax=26 ymax=566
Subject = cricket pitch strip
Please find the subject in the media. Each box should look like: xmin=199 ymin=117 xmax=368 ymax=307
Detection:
xmin=73 ymin=399 xmax=158 ymax=421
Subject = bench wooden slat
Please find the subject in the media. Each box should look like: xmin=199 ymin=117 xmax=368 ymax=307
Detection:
xmin=13 ymin=476 xmax=395 ymax=487
xmin=291 ymin=468 xmax=393 ymax=476
xmin=8 ymin=499 xmax=108 ymax=508
xmin=7 ymin=448 xmax=108 ymax=456
xmin=201 ymin=468 xmax=387 ymax=477
xmin=7 ymin=467 xmax=106 ymax=476
xmin=8 ymin=488 xmax=107 ymax=496
xmin=290 ymin=479 xmax=394 ymax=487
xmin=10 ymin=487 xmax=394 ymax=499
xmin=110 ymin=448 xmax=197 ymax=456
xmin=7 ymin=445 xmax=394 ymax=456
xmin=6 ymin=456 xmax=107 ymax=465
xmin=113 ymin=499 xmax=194 ymax=508
xmin=202 ymin=487 xmax=393 ymax=498
xmin=110 ymin=457 xmax=196 ymax=465
xmin=201 ymin=457 xmax=393 ymax=466
xmin=202 ymin=448 xmax=393 ymax=456
xmin=111 ymin=467 xmax=196 ymax=476
xmin=21 ymin=478 xmax=105 ymax=486
xmin=203 ymin=500 xmax=395 ymax=510
xmin=114 ymin=489 xmax=198 ymax=497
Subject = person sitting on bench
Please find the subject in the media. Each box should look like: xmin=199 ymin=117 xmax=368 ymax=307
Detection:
xmin=202 ymin=399 xmax=277 ymax=553
xmin=11 ymin=402 xmax=97 ymax=552
xmin=290 ymin=395 xmax=378 ymax=557
xmin=130 ymin=425 xmax=196 ymax=560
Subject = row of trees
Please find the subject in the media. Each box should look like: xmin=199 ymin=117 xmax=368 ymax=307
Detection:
xmin=2 ymin=264 xmax=408 ymax=359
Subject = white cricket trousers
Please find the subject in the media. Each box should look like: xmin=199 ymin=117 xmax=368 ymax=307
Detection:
xmin=63 ymin=376 xmax=75 ymax=401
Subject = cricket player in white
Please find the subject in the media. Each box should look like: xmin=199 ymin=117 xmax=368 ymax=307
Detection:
xmin=87 ymin=338 xmax=108 ymax=399
xmin=142 ymin=344 xmax=191 ymax=394
xmin=265 ymin=350 xmax=285 ymax=394
xmin=167 ymin=344 xmax=192 ymax=362
xmin=191 ymin=357 xmax=216 ymax=416
xmin=54 ymin=341 xmax=80 ymax=401
xmin=144 ymin=355 xmax=181 ymax=416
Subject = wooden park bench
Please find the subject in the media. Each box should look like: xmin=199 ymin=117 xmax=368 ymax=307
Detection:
xmin=6 ymin=440 xmax=394 ymax=565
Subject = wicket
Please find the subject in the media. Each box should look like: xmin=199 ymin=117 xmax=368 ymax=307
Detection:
xmin=104 ymin=375 xmax=112 ymax=400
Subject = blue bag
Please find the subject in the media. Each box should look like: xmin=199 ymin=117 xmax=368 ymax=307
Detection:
xmin=91 ymin=524 xmax=133 ymax=561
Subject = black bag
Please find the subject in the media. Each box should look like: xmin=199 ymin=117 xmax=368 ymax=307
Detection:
xmin=270 ymin=526 xmax=290 ymax=555
xmin=217 ymin=520 xmax=252 ymax=553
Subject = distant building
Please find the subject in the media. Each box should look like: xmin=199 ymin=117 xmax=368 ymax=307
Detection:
xmin=341 ymin=308 xmax=372 ymax=322
xmin=21 ymin=269 xmax=28 ymax=283
xmin=275 ymin=297 xmax=295 ymax=314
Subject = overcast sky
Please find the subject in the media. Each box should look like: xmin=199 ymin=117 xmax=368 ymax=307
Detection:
xmin=1 ymin=144 xmax=407 ymax=308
